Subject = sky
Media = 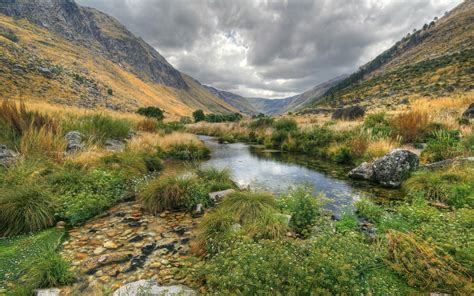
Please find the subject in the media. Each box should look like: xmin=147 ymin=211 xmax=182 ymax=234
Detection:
xmin=77 ymin=0 xmax=462 ymax=98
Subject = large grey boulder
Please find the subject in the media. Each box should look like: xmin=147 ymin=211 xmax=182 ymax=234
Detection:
xmin=348 ymin=162 xmax=375 ymax=181
xmin=65 ymin=131 xmax=85 ymax=153
xmin=349 ymin=149 xmax=419 ymax=188
xmin=113 ymin=280 xmax=196 ymax=296
xmin=105 ymin=139 xmax=125 ymax=151
xmin=372 ymin=149 xmax=419 ymax=187
xmin=0 ymin=145 xmax=18 ymax=167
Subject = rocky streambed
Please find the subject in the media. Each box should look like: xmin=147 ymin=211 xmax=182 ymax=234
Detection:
xmin=60 ymin=201 xmax=202 ymax=294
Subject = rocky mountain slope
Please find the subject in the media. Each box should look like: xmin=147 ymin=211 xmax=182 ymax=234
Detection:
xmin=0 ymin=0 xmax=237 ymax=116
xmin=205 ymin=75 xmax=346 ymax=115
xmin=312 ymin=0 xmax=473 ymax=109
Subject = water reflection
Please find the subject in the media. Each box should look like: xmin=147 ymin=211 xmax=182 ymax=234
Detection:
xmin=199 ymin=136 xmax=402 ymax=213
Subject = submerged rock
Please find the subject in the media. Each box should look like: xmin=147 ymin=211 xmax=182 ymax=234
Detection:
xmin=348 ymin=162 xmax=375 ymax=181
xmin=112 ymin=280 xmax=196 ymax=296
xmin=349 ymin=149 xmax=419 ymax=188
xmin=331 ymin=106 xmax=365 ymax=120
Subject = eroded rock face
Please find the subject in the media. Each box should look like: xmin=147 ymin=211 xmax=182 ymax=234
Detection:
xmin=0 ymin=145 xmax=19 ymax=167
xmin=112 ymin=280 xmax=196 ymax=296
xmin=349 ymin=149 xmax=419 ymax=188
xmin=331 ymin=106 xmax=365 ymax=120
xmin=348 ymin=162 xmax=375 ymax=181
xmin=372 ymin=149 xmax=419 ymax=188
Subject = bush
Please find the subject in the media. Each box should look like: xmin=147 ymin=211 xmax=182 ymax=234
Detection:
xmin=391 ymin=111 xmax=431 ymax=143
xmin=335 ymin=212 xmax=358 ymax=232
xmin=138 ymin=176 xmax=210 ymax=214
xmin=136 ymin=106 xmax=164 ymax=120
xmin=421 ymin=129 xmax=461 ymax=162
xmin=63 ymin=114 xmax=131 ymax=143
xmin=249 ymin=116 xmax=274 ymax=129
xmin=273 ymin=118 xmax=298 ymax=132
xmin=195 ymin=168 xmax=236 ymax=192
xmin=217 ymin=134 xmax=236 ymax=144
xmin=168 ymin=143 xmax=210 ymax=160
xmin=278 ymin=186 xmax=324 ymax=238
xmin=403 ymin=166 xmax=473 ymax=208
xmin=220 ymin=191 xmax=278 ymax=225
xmin=192 ymin=109 xmax=205 ymax=122
xmin=205 ymin=113 xmax=242 ymax=123
xmin=355 ymin=198 xmax=385 ymax=223
xmin=0 ymin=184 xmax=56 ymax=237
xmin=363 ymin=112 xmax=392 ymax=138
xmin=156 ymin=121 xmax=185 ymax=134
xmin=25 ymin=251 xmax=75 ymax=289
xmin=101 ymin=151 xmax=162 ymax=177
xmin=331 ymin=145 xmax=353 ymax=164
xmin=386 ymin=230 xmax=472 ymax=293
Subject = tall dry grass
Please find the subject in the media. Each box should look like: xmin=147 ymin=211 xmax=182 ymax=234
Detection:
xmin=127 ymin=132 xmax=203 ymax=153
xmin=19 ymin=127 xmax=67 ymax=162
xmin=391 ymin=111 xmax=431 ymax=143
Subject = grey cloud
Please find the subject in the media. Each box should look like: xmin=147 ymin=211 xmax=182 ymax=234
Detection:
xmin=77 ymin=0 xmax=461 ymax=98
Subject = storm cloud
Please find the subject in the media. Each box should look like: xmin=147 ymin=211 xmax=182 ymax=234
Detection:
xmin=77 ymin=0 xmax=461 ymax=98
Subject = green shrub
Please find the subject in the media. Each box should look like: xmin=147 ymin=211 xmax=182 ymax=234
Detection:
xmin=244 ymin=210 xmax=288 ymax=241
xmin=0 ymin=184 xmax=56 ymax=237
xmin=205 ymin=113 xmax=242 ymax=122
xmin=217 ymin=134 xmax=236 ymax=144
xmin=336 ymin=212 xmax=358 ymax=232
xmin=197 ymin=208 xmax=241 ymax=255
xmin=220 ymin=191 xmax=278 ymax=225
xmin=63 ymin=114 xmax=131 ymax=143
xmin=26 ymin=251 xmax=75 ymax=289
xmin=195 ymin=168 xmax=236 ymax=191
xmin=136 ymin=106 xmax=164 ymax=120
xmin=156 ymin=121 xmax=184 ymax=133
xmin=278 ymin=186 xmax=324 ymax=238
xmin=273 ymin=118 xmax=298 ymax=132
xmin=192 ymin=109 xmax=205 ymax=122
xmin=168 ymin=143 xmax=210 ymax=160
xmin=138 ymin=176 xmax=209 ymax=214
xmin=363 ymin=112 xmax=392 ymax=138
xmin=355 ymin=198 xmax=385 ymax=223
xmin=421 ymin=129 xmax=461 ymax=162
xmin=249 ymin=116 xmax=274 ymax=129
xmin=101 ymin=151 xmax=162 ymax=177
xmin=403 ymin=166 xmax=473 ymax=208
xmin=331 ymin=145 xmax=353 ymax=164
xmin=107 ymin=88 xmax=113 ymax=96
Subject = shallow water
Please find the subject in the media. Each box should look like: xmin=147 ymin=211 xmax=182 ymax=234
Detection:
xmin=199 ymin=135 xmax=402 ymax=214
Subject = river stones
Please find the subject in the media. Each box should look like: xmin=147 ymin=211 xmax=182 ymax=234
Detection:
xmin=0 ymin=144 xmax=19 ymax=167
xmin=65 ymin=131 xmax=85 ymax=153
xmin=112 ymin=280 xmax=196 ymax=296
xmin=209 ymin=189 xmax=235 ymax=203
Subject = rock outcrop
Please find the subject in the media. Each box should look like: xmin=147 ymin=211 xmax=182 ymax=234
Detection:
xmin=105 ymin=139 xmax=125 ymax=152
xmin=112 ymin=280 xmax=196 ymax=296
xmin=65 ymin=131 xmax=85 ymax=153
xmin=331 ymin=106 xmax=365 ymax=120
xmin=349 ymin=149 xmax=419 ymax=187
xmin=462 ymin=102 xmax=474 ymax=118
xmin=0 ymin=145 xmax=19 ymax=167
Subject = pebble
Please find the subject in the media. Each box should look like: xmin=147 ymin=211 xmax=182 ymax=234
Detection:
xmin=103 ymin=241 xmax=119 ymax=249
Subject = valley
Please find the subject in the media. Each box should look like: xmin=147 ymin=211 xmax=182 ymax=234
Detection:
xmin=0 ymin=0 xmax=473 ymax=295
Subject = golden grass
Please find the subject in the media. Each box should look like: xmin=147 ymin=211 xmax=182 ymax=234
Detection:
xmin=365 ymin=138 xmax=399 ymax=160
xmin=20 ymin=127 xmax=67 ymax=162
xmin=65 ymin=144 xmax=110 ymax=168
xmin=127 ymin=132 xmax=203 ymax=153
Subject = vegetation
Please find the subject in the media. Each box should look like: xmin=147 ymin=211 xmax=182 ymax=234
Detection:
xmin=63 ymin=114 xmax=131 ymax=143
xmin=192 ymin=109 xmax=205 ymax=122
xmin=167 ymin=143 xmax=210 ymax=160
xmin=136 ymin=106 xmax=164 ymax=120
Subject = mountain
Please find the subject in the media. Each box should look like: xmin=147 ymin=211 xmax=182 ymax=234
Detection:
xmin=205 ymin=75 xmax=347 ymax=115
xmin=0 ymin=0 xmax=237 ymax=116
xmin=310 ymin=0 xmax=473 ymax=109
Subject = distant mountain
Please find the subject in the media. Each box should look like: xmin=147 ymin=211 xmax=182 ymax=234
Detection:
xmin=205 ymin=75 xmax=347 ymax=115
xmin=310 ymin=0 xmax=474 ymax=109
xmin=0 ymin=0 xmax=236 ymax=116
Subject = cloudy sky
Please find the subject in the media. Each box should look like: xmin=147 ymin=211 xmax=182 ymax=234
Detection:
xmin=77 ymin=0 xmax=461 ymax=98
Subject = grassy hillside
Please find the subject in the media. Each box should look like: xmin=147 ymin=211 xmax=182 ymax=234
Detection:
xmin=0 ymin=15 xmax=237 ymax=118
xmin=316 ymin=0 xmax=473 ymax=108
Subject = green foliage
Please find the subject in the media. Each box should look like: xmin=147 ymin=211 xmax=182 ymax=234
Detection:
xmin=220 ymin=191 xmax=277 ymax=225
xmin=101 ymin=151 xmax=162 ymax=177
xmin=217 ymin=134 xmax=236 ymax=144
xmin=26 ymin=250 xmax=75 ymax=289
xmin=136 ymin=106 xmax=164 ymax=120
xmin=355 ymin=198 xmax=385 ymax=223
xmin=386 ymin=230 xmax=472 ymax=294
xmin=363 ymin=112 xmax=392 ymax=138
xmin=273 ymin=118 xmax=298 ymax=132
xmin=179 ymin=116 xmax=192 ymax=124
xmin=403 ymin=166 xmax=473 ymax=208
xmin=0 ymin=228 xmax=64 ymax=290
xmin=336 ymin=212 xmax=359 ymax=232
xmin=0 ymin=28 xmax=19 ymax=42
xmin=0 ymin=183 xmax=56 ymax=237
xmin=197 ymin=208 xmax=241 ymax=255
xmin=167 ymin=143 xmax=210 ymax=160
xmin=50 ymin=167 xmax=127 ymax=225
xmin=331 ymin=145 xmax=353 ymax=164
xmin=107 ymin=88 xmax=113 ymax=96
xmin=278 ymin=186 xmax=324 ymax=238
xmin=156 ymin=121 xmax=184 ymax=133
xmin=63 ymin=114 xmax=131 ymax=143
xmin=249 ymin=116 xmax=274 ymax=129
xmin=195 ymin=167 xmax=236 ymax=192
xmin=205 ymin=112 xmax=242 ymax=123
xmin=421 ymin=129 xmax=462 ymax=162
xmin=192 ymin=109 xmax=205 ymax=122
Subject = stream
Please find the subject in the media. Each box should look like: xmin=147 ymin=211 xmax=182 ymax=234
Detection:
xmin=199 ymin=135 xmax=402 ymax=214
